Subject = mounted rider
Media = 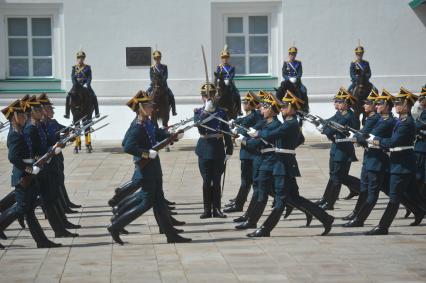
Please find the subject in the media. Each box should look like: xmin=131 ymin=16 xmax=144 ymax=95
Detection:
xmin=348 ymin=45 xmax=373 ymax=93
xmin=64 ymin=50 xmax=100 ymax=119
xmin=215 ymin=46 xmax=242 ymax=115
xmin=146 ymin=50 xmax=177 ymax=116
xmin=276 ymin=46 xmax=309 ymax=111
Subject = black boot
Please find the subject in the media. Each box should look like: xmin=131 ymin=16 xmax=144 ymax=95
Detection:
xmin=0 ymin=206 xmax=18 ymax=237
xmin=404 ymin=208 xmax=411 ymax=218
xmin=55 ymin=202 xmax=81 ymax=229
xmin=18 ymin=215 xmax=26 ymax=229
xmin=113 ymin=194 xmax=141 ymax=217
xmin=24 ymin=209 xmax=60 ymax=248
xmin=247 ymin=206 xmax=285 ymax=237
xmin=44 ymin=205 xmax=78 ymax=238
xmin=0 ymin=191 xmax=16 ymax=213
xmin=0 ymin=243 xmax=4 ymax=249
xmin=64 ymin=94 xmax=71 ymax=119
xmin=109 ymin=180 xmax=140 ymax=207
xmin=200 ymin=185 xmax=212 ymax=219
xmin=343 ymin=175 xmax=360 ymax=200
xmin=165 ymin=199 xmax=176 ymax=205
xmin=0 ymin=231 xmax=6 ymax=240
xmin=399 ymin=195 xmax=425 ymax=226
xmin=170 ymin=215 xmax=185 ymax=226
xmin=343 ymin=191 xmax=367 ymax=221
xmin=154 ymin=206 xmax=191 ymax=243
xmin=59 ymin=185 xmax=81 ymax=209
xmin=212 ymin=185 xmax=226 ymax=218
xmin=283 ymin=205 xmax=294 ymax=219
xmin=234 ymin=194 xmax=257 ymax=223
xmin=286 ymin=196 xmax=334 ymax=236
xmin=235 ymin=200 xmax=267 ymax=230
xmin=365 ymin=202 xmax=399 ymax=235
xmin=343 ymin=201 xmax=376 ymax=227
xmin=316 ymin=179 xmax=333 ymax=206
xmin=320 ymin=183 xmax=342 ymax=210
xmin=108 ymin=204 xmax=151 ymax=245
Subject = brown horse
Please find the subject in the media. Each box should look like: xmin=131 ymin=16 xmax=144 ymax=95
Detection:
xmin=214 ymin=72 xmax=239 ymax=120
xmin=150 ymin=72 xmax=170 ymax=129
xmin=67 ymin=84 xmax=95 ymax=153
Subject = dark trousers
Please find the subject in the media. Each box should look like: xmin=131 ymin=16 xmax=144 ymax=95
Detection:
xmin=234 ymin=159 xmax=253 ymax=207
xmin=198 ymin=158 xmax=225 ymax=209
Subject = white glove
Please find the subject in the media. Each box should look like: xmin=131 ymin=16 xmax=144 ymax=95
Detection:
xmin=231 ymin=128 xmax=238 ymax=135
xmin=54 ymin=147 xmax=62 ymax=155
xmin=289 ymin=77 xmax=297 ymax=84
xmin=83 ymin=83 xmax=88 ymax=88
xmin=32 ymin=166 xmax=41 ymax=175
xmin=148 ymin=149 xmax=158 ymax=159
xmin=224 ymin=79 xmax=230 ymax=86
xmin=204 ymin=100 xmax=214 ymax=112
xmin=177 ymin=132 xmax=184 ymax=140
xmin=228 ymin=119 xmax=235 ymax=128
xmin=367 ymin=135 xmax=376 ymax=144
xmin=316 ymin=124 xmax=324 ymax=133
xmin=348 ymin=132 xmax=355 ymax=139
xmin=224 ymin=154 xmax=232 ymax=162
xmin=247 ymin=127 xmax=258 ymax=138
xmin=236 ymin=135 xmax=245 ymax=143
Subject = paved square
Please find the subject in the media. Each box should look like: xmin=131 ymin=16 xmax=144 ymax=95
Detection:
xmin=0 ymin=140 xmax=425 ymax=283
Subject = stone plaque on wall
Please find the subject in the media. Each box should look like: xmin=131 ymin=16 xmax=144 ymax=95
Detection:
xmin=126 ymin=47 xmax=151 ymax=66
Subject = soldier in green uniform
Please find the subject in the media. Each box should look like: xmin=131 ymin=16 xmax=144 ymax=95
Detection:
xmin=246 ymin=91 xmax=334 ymax=237
xmin=195 ymin=83 xmax=234 ymax=218
xmin=0 ymin=99 xmax=61 ymax=248
xmin=316 ymin=89 xmax=360 ymax=210
xmin=365 ymin=88 xmax=425 ymax=235
xmin=107 ymin=91 xmax=191 ymax=244
xmin=342 ymin=89 xmax=381 ymax=221
xmin=224 ymin=92 xmax=263 ymax=213
xmin=235 ymin=93 xmax=282 ymax=230
xmin=343 ymin=90 xmax=396 ymax=227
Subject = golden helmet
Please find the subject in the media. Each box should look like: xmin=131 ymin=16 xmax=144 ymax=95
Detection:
xmin=200 ymin=83 xmax=217 ymax=96
xmin=282 ymin=91 xmax=305 ymax=111
xmin=153 ymin=50 xmax=162 ymax=58
xmin=76 ymin=50 xmax=86 ymax=58
xmin=288 ymin=46 xmax=298 ymax=54
xmin=127 ymin=90 xmax=153 ymax=112
xmin=355 ymin=46 xmax=364 ymax=54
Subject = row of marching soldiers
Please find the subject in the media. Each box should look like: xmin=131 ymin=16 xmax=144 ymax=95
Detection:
xmin=225 ymin=86 xmax=425 ymax=237
xmin=0 ymin=94 xmax=81 ymax=250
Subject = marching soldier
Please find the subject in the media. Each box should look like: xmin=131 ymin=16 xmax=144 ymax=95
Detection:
xmin=22 ymin=95 xmax=78 ymax=238
xmin=246 ymin=91 xmax=334 ymax=237
xmin=38 ymin=94 xmax=82 ymax=216
xmin=216 ymin=47 xmax=242 ymax=115
xmin=276 ymin=46 xmax=309 ymax=111
xmin=224 ymin=92 xmax=263 ymax=213
xmin=0 ymin=99 xmax=61 ymax=248
xmin=342 ymin=89 xmax=381 ymax=221
xmin=147 ymin=50 xmax=177 ymax=116
xmin=364 ymin=88 xmax=425 ymax=235
xmin=235 ymin=93 xmax=282 ymax=230
xmin=64 ymin=50 xmax=100 ymax=119
xmin=195 ymin=83 xmax=233 ymax=219
xmin=316 ymin=89 xmax=360 ymax=210
xmin=107 ymin=91 xmax=190 ymax=244
xmin=414 ymin=87 xmax=426 ymax=201
xmin=343 ymin=90 xmax=396 ymax=227
xmin=348 ymin=45 xmax=372 ymax=93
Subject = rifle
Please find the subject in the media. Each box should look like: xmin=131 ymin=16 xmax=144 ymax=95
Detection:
xmin=297 ymin=111 xmax=351 ymax=136
xmin=57 ymin=115 xmax=87 ymax=135
xmin=202 ymin=110 xmax=274 ymax=147
xmin=20 ymin=115 xmax=108 ymax=188
xmin=137 ymin=114 xmax=218 ymax=170
xmin=165 ymin=117 xmax=194 ymax=133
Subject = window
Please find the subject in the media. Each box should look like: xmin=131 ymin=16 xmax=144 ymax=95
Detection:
xmin=225 ymin=15 xmax=269 ymax=75
xmin=7 ymin=17 xmax=53 ymax=78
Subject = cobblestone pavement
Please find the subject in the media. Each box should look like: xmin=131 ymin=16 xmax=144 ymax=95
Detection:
xmin=0 ymin=141 xmax=425 ymax=283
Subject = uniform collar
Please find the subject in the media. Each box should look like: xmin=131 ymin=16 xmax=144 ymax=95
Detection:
xmin=367 ymin=111 xmax=376 ymax=117
xmin=399 ymin=113 xmax=409 ymax=121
